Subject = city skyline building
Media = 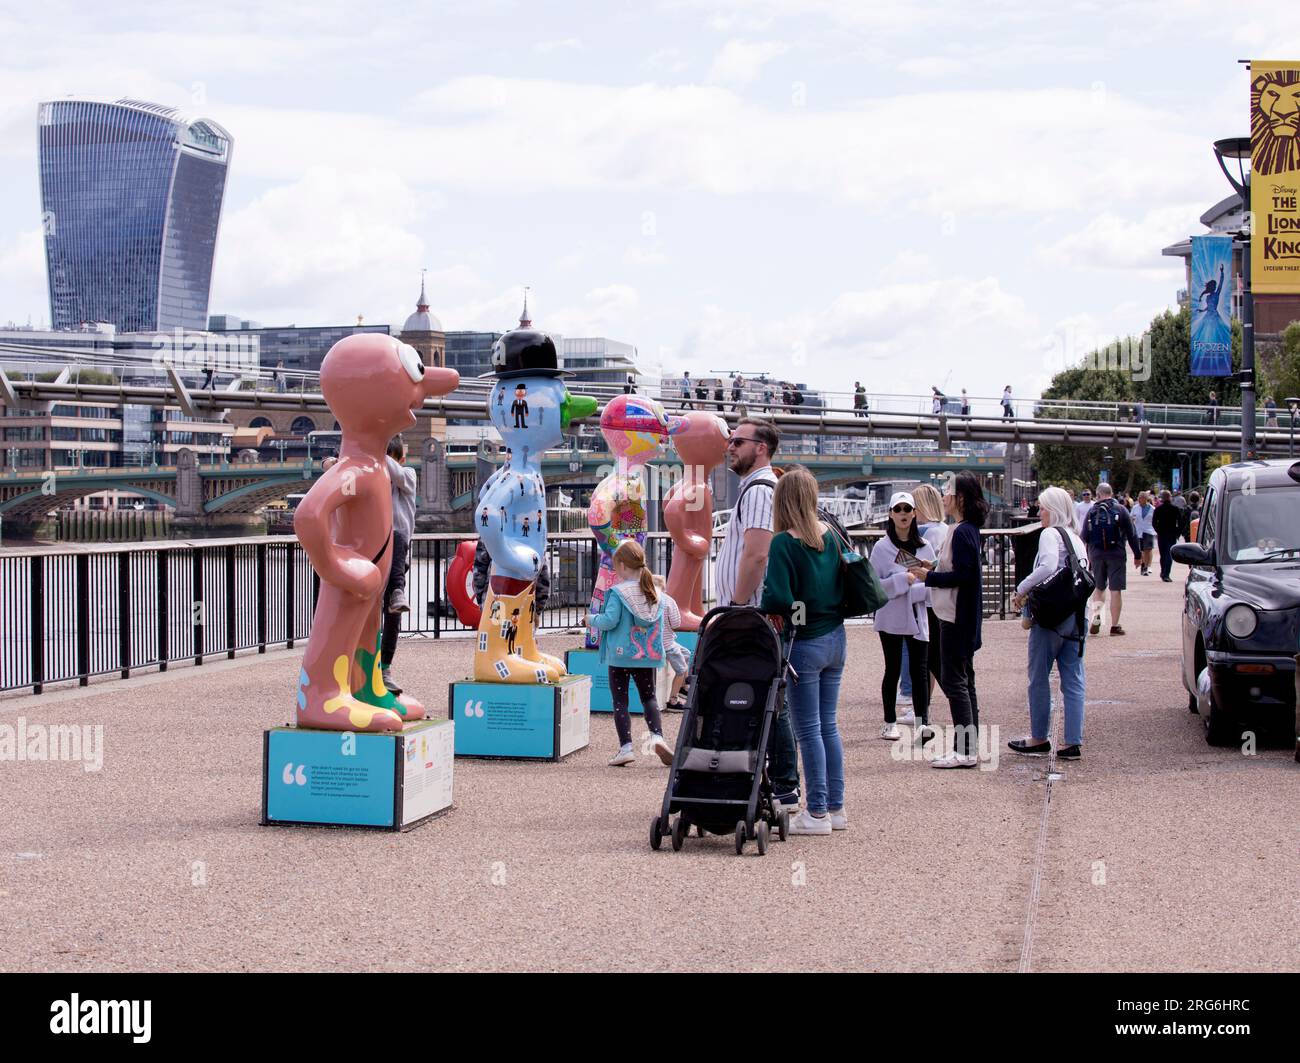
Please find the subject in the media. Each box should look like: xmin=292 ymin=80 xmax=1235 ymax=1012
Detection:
xmin=39 ymin=98 xmax=233 ymax=333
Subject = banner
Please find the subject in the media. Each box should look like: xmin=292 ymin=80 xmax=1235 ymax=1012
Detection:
xmin=1251 ymin=61 xmax=1300 ymax=294
xmin=1190 ymin=234 xmax=1233 ymax=376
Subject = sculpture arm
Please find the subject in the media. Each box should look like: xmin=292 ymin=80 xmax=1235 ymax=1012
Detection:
xmin=293 ymin=464 xmax=382 ymax=599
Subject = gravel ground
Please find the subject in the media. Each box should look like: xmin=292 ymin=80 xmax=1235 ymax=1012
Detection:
xmin=1 ymin=575 xmax=1295 ymax=972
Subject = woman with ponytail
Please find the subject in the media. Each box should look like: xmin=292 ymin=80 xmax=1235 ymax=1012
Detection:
xmin=587 ymin=540 xmax=674 ymax=767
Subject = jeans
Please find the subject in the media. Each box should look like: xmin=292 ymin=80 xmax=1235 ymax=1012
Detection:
xmin=787 ymin=626 xmax=845 ymax=815
xmin=608 ymin=666 xmax=663 ymax=746
xmin=937 ymin=619 xmax=979 ymax=757
xmin=899 ymin=639 xmax=912 ymax=699
xmin=381 ymin=531 xmax=410 ymax=667
xmin=880 ymin=632 xmax=928 ymax=724
xmin=1157 ymin=533 xmax=1176 ymax=580
xmin=768 ymin=704 xmax=800 ymax=798
xmin=1027 ymin=615 xmax=1086 ymax=747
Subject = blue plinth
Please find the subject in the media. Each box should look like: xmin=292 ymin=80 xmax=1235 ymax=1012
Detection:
xmin=566 ymin=648 xmax=646 ymax=713
xmin=447 ymin=674 xmax=591 ymax=760
xmin=262 ymin=718 xmax=454 ymax=831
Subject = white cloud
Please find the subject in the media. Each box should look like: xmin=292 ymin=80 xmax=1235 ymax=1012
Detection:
xmin=534 ymin=37 xmax=583 ymax=53
xmin=1038 ymin=205 xmax=1204 ymax=274
xmin=0 ymin=226 xmax=47 ymax=327
xmin=706 ymin=39 xmax=789 ymax=86
xmin=623 ymin=243 xmax=669 ymax=265
xmin=546 ymin=284 xmax=641 ymax=336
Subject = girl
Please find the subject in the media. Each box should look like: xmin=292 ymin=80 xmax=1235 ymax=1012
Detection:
xmin=869 ymin=491 xmax=936 ymax=744
xmin=760 ymin=466 xmax=847 ymax=835
xmin=921 ymin=471 xmax=988 ymax=769
xmin=587 ymin=540 xmax=674 ymax=767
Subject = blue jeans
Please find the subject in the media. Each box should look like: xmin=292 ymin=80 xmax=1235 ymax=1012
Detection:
xmin=787 ymin=626 xmax=846 ymax=815
xmin=1028 ymin=615 xmax=1086 ymax=746
xmin=899 ymin=639 xmax=912 ymax=699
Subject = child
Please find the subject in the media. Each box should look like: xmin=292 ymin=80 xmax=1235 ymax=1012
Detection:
xmin=652 ymin=573 xmax=690 ymax=711
xmin=587 ymin=540 xmax=674 ymax=767
xmin=381 ymin=436 xmax=417 ymax=693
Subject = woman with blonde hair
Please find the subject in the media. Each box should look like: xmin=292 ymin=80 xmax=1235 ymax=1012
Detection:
xmin=1008 ymin=485 xmax=1090 ymax=760
xmin=760 ymin=466 xmax=847 ymax=835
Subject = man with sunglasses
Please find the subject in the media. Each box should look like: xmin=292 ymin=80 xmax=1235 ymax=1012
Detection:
xmin=716 ymin=418 xmax=800 ymax=809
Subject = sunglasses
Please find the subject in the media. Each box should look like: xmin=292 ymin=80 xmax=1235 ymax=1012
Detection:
xmin=727 ymin=436 xmax=759 ymax=448
xmin=891 ymin=505 xmax=913 ymax=513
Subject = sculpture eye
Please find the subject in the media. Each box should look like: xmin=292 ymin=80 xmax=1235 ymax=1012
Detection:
xmin=398 ymin=343 xmax=425 ymax=383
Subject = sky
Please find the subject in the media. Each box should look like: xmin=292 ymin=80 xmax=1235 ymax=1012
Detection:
xmin=0 ymin=0 xmax=1289 ymax=406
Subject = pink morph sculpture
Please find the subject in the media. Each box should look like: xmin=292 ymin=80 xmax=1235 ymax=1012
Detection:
xmin=662 ymin=412 xmax=729 ymax=630
xmin=293 ymin=335 xmax=459 ymax=732
xmin=584 ymin=394 xmax=679 ymax=649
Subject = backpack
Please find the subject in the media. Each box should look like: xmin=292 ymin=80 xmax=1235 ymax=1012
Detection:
xmin=1086 ymin=499 xmax=1120 ymax=551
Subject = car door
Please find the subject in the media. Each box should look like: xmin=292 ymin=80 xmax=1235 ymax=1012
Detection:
xmin=1182 ymin=483 xmax=1218 ymax=690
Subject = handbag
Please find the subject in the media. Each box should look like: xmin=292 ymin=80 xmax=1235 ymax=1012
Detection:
xmin=1027 ymin=529 xmax=1095 ymax=631
xmin=823 ymin=513 xmax=888 ymax=618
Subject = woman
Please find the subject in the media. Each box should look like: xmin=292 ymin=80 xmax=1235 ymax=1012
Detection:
xmin=869 ymin=491 xmax=936 ymax=744
xmin=1008 ymin=486 xmax=1089 ymax=760
xmin=1132 ymin=490 xmax=1155 ymax=576
xmin=921 ymin=471 xmax=987 ymax=768
xmin=896 ymin=483 xmax=947 ymax=716
xmin=760 ymin=466 xmax=847 ymax=836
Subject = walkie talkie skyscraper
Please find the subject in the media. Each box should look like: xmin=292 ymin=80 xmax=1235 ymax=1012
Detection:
xmin=39 ymin=98 xmax=232 ymax=333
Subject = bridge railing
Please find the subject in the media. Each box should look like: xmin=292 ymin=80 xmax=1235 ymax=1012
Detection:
xmin=0 ymin=527 xmax=1027 ymax=695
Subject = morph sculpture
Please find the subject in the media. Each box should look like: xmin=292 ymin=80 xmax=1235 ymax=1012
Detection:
xmin=294 ymin=335 xmax=459 ymax=732
xmin=473 ymin=328 xmax=596 ymax=683
xmin=584 ymin=394 xmax=679 ymax=649
xmin=662 ymin=411 xmax=729 ymax=630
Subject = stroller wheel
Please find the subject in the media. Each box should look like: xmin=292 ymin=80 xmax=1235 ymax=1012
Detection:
xmin=756 ymin=820 xmax=769 ymax=856
xmin=778 ymin=810 xmax=790 ymax=842
xmin=649 ymin=816 xmax=663 ymax=851
xmin=734 ymin=820 xmax=746 ymax=855
xmin=671 ymin=815 xmax=687 ymax=852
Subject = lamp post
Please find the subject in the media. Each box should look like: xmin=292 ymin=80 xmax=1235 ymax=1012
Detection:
xmin=1212 ymin=136 xmax=1255 ymax=462
xmin=1177 ymin=450 xmax=1188 ymax=493
xmin=1288 ymin=398 xmax=1300 ymax=459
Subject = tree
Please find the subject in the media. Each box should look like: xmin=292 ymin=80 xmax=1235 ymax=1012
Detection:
xmin=1259 ymin=320 xmax=1300 ymax=408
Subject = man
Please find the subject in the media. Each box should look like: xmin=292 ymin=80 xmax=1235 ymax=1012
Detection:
xmin=511 ymin=384 xmax=529 ymax=429
xmin=1207 ymin=390 xmax=1219 ymax=426
xmin=1152 ymin=489 xmax=1183 ymax=582
xmin=853 ymin=381 xmax=868 ymax=418
xmin=1265 ymin=395 xmax=1279 ymax=428
xmin=960 ymin=389 xmax=970 ymax=417
xmin=1001 ymin=385 xmax=1014 ymax=419
xmin=1131 ymin=490 xmax=1155 ymax=575
xmin=681 ymin=371 xmax=693 ymax=410
xmin=731 ymin=374 xmax=744 ymax=411
xmin=716 ymin=418 xmax=800 ymax=809
xmin=931 ymin=387 xmax=945 ymax=414
xmin=1074 ymin=488 xmax=1093 ymax=532
xmin=1082 ymin=481 xmax=1141 ymax=636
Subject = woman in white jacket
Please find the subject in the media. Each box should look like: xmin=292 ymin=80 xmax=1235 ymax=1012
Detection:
xmin=869 ymin=491 xmax=937 ymax=743
xmin=1008 ymin=486 xmax=1089 ymax=761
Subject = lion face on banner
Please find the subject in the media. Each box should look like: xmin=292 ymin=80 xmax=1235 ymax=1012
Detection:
xmin=1252 ymin=70 xmax=1300 ymax=175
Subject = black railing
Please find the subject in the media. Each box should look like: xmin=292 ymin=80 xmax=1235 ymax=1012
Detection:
xmin=1 ymin=528 xmax=1025 ymax=694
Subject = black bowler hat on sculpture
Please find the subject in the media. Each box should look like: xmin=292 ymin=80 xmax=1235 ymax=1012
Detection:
xmin=483 ymin=329 xmax=572 ymax=380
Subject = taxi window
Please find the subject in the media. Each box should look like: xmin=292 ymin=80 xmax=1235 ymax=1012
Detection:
xmin=1199 ymin=486 xmax=1215 ymax=549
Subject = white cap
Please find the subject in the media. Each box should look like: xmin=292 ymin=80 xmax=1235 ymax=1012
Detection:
xmin=889 ymin=491 xmax=915 ymax=509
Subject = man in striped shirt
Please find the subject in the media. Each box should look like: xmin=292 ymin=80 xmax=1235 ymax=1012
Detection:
xmin=715 ymin=418 xmax=800 ymax=808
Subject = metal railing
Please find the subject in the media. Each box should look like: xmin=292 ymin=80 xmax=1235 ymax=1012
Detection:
xmin=1 ymin=527 xmax=1025 ymax=694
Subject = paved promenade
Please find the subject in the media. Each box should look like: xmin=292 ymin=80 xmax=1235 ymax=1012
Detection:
xmin=1 ymin=577 xmax=1296 ymax=972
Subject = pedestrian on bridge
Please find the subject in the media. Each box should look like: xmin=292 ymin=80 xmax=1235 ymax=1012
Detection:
xmin=853 ymin=382 xmax=868 ymax=418
xmin=680 ymin=371 xmax=694 ymax=410
xmin=960 ymin=390 xmax=970 ymax=417
xmin=870 ymin=491 xmax=936 ymax=744
xmin=1001 ymin=385 xmax=1014 ymax=419
xmin=920 ymin=471 xmax=988 ymax=768
xmin=1206 ymin=390 xmax=1219 ymax=426
xmin=1008 ymin=486 xmax=1089 ymax=761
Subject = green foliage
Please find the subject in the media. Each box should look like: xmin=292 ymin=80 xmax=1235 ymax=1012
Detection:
xmin=1259 ymin=321 xmax=1300 ymax=407
xmin=35 ymin=368 xmax=117 ymax=385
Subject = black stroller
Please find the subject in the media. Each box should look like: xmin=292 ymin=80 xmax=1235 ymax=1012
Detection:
xmin=649 ymin=607 xmax=793 ymax=856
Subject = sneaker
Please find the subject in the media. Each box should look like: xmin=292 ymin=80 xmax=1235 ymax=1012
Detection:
xmin=608 ymin=745 xmax=635 ymax=767
xmin=880 ymin=723 xmax=901 ymax=741
xmin=917 ymin=724 xmax=938 ymax=746
xmin=1089 ymin=619 xmax=1101 ymax=636
xmin=663 ymin=697 xmax=687 ymax=714
xmin=1141 ymin=567 xmax=1149 ymax=576
xmin=380 ymin=668 xmax=402 ymax=695
xmin=895 ymin=709 xmax=917 ymax=725
xmin=1008 ymin=737 xmax=1051 ymax=756
xmin=650 ymin=733 xmax=674 ymax=765
xmin=827 ymin=808 xmax=848 ymax=831
xmin=1056 ymin=744 xmax=1082 ymax=761
xmin=773 ymin=788 xmax=801 ymax=811
xmin=897 ymin=694 xmax=913 ymax=708
xmin=1110 ymin=625 xmax=1126 ymax=636
xmin=931 ymin=751 xmax=979 ymax=769
xmin=788 ymin=810 xmax=832 ymax=835
xmin=388 ymin=588 xmax=409 ymax=614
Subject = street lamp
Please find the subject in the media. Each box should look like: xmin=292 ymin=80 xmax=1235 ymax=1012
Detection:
xmin=1288 ymin=398 xmax=1300 ymax=459
xmin=1212 ymin=136 xmax=1255 ymax=462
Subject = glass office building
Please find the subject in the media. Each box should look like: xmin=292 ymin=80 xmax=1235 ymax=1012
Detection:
xmin=39 ymin=98 xmax=233 ymax=333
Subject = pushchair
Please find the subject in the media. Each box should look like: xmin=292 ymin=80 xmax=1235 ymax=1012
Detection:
xmin=649 ymin=607 xmax=793 ymax=856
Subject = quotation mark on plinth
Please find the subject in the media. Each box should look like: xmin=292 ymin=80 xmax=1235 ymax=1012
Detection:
xmin=463 ymin=700 xmax=485 ymax=718
xmin=281 ymin=763 xmax=307 ymax=786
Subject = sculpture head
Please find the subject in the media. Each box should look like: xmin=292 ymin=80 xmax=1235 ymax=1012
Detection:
xmin=599 ymin=393 xmax=679 ymax=467
xmin=320 ymin=334 xmax=459 ymax=441
xmin=670 ymin=411 xmax=729 ymax=474
xmin=486 ymin=329 xmax=596 ymax=455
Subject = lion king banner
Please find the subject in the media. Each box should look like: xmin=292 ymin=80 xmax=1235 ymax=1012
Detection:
xmin=1251 ymin=60 xmax=1300 ymax=294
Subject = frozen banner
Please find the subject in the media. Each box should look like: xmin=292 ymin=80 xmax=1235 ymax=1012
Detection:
xmin=1190 ymin=234 xmax=1233 ymax=376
